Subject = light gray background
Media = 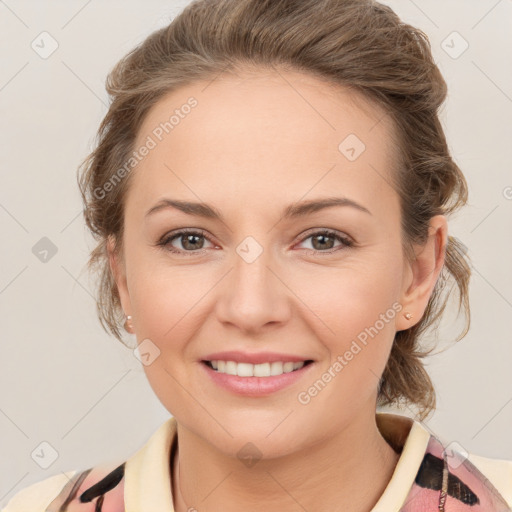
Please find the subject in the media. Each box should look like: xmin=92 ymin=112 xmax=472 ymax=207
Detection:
xmin=1 ymin=0 xmax=511 ymax=506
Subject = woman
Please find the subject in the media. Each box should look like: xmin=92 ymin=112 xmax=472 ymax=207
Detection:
xmin=3 ymin=0 xmax=511 ymax=510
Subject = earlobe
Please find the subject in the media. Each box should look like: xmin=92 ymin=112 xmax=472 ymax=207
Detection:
xmin=397 ymin=215 xmax=448 ymax=331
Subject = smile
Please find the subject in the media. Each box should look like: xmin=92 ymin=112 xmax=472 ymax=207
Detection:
xmin=203 ymin=360 xmax=314 ymax=377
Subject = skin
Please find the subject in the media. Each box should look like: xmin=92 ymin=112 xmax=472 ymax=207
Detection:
xmin=108 ymin=67 xmax=447 ymax=512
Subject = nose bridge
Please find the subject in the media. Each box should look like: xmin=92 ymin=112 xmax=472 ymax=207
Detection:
xmin=215 ymin=233 xmax=289 ymax=330
xmin=235 ymin=237 xmax=273 ymax=290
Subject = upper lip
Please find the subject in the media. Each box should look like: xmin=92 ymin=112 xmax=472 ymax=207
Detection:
xmin=201 ymin=351 xmax=313 ymax=365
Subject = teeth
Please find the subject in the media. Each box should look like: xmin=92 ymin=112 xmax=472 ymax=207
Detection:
xmin=209 ymin=360 xmax=306 ymax=377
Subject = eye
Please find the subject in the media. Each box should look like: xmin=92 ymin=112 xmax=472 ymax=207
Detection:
xmin=295 ymin=229 xmax=354 ymax=254
xmin=157 ymin=229 xmax=215 ymax=255
xmin=157 ymin=228 xmax=354 ymax=257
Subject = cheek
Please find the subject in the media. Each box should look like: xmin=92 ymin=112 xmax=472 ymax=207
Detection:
xmin=127 ymin=252 xmax=207 ymax=334
xmin=130 ymin=277 xmax=179 ymax=338
xmin=296 ymin=255 xmax=402 ymax=334
xmin=293 ymin=257 xmax=401 ymax=391
xmin=127 ymin=268 xmax=203 ymax=414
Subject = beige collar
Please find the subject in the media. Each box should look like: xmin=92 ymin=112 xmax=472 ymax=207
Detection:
xmin=123 ymin=412 xmax=431 ymax=512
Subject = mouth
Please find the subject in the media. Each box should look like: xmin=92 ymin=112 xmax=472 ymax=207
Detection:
xmin=202 ymin=359 xmax=315 ymax=377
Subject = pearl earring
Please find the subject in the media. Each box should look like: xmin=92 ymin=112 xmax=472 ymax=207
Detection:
xmin=124 ymin=314 xmax=134 ymax=333
xmin=403 ymin=312 xmax=413 ymax=320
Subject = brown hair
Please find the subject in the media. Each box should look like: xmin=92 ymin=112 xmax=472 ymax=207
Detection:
xmin=78 ymin=0 xmax=471 ymax=421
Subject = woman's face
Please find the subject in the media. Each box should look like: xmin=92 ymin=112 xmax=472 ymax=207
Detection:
xmin=110 ymin=68 xmax=445 ymax=458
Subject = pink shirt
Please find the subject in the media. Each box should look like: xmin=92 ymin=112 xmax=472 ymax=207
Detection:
xmin=3 ymin=412 xmax=511 ymax=511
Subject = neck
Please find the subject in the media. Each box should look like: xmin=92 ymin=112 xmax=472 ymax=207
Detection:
xmin=171 ymin=408 xmax=401 ymax=512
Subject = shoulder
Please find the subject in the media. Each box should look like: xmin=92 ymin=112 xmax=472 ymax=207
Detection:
xmin=1 ymin=417 xmax=177 ymax=512
xmin=1 ymin=460 xmax=126 ymax=512
xmin=1 ymin=471 xmax=76 ymax=511
xmin=467 ymin=452 xmax=512 ymax=506
xmin=409 ymin=434 xmax=512 ymax=511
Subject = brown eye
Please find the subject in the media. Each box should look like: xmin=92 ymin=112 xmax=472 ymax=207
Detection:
xmin=297 ymin=230 xmax=353 ymax=254
xmin=176 ymin=233 xmax=205 ymax=250
xmin=158 ymin=229 xmax=214 ymax=255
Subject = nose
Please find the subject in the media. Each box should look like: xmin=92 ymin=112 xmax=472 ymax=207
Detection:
xmin=214 ymin=243 xmax=291 ymax=334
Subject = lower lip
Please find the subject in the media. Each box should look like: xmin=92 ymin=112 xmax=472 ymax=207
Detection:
xmin=200 ymin=361 xmax=315 ymax=396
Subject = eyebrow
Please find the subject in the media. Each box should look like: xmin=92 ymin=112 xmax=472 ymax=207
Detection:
xmin=145 ymin=196 xmax=372 ymax=221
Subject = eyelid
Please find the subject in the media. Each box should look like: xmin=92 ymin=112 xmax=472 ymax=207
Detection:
xmin=157 ymin=228 xmax=216 ymax=255
xmin=294 ymin=227 xmax=354 ymax=245
xmin=157 ymin=227 xmax=355 ymax=256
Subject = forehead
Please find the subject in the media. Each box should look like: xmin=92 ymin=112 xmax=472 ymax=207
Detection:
xmin=129 ymin=67 xmax=400 ymax=217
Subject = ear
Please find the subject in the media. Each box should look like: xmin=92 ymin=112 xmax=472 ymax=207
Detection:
xmin=396 ymin=215 xmax=448 ymax=331
xmin=107 ymin=234 xmax=132 ymax=319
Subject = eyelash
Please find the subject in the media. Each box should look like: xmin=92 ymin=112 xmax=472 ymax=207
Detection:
xmin=156 ymin=228 xmax=354 ymax=257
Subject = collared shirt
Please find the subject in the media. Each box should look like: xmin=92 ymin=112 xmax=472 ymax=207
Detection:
xmin=2 ymin=412 xmax=511 ymax=511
